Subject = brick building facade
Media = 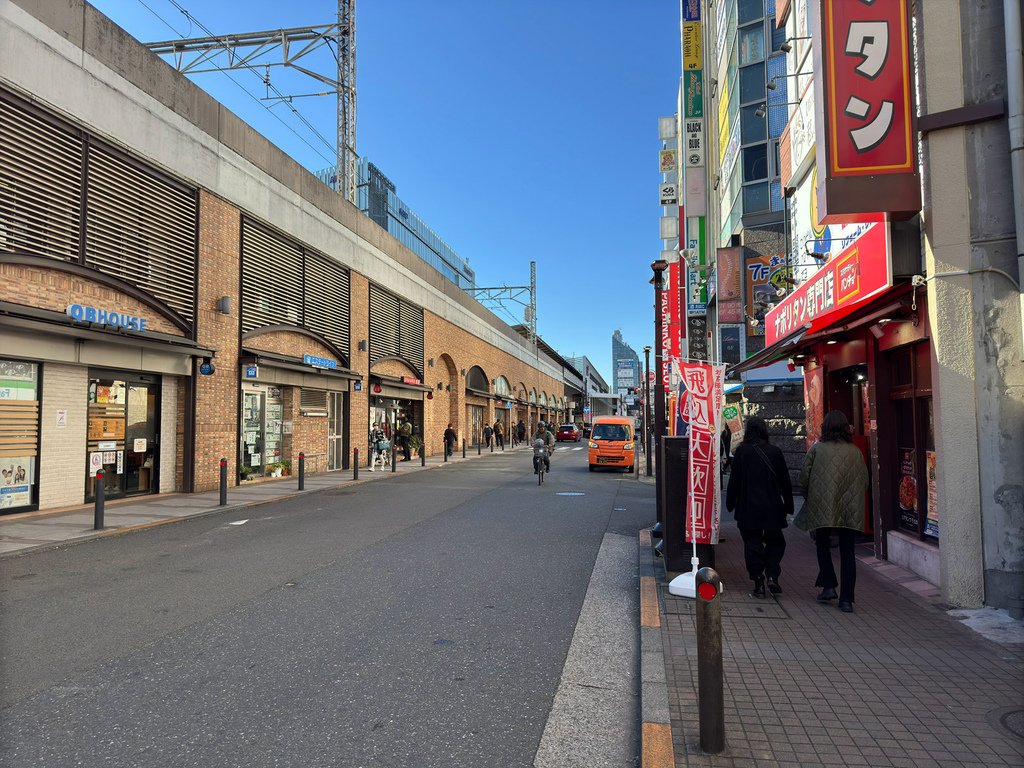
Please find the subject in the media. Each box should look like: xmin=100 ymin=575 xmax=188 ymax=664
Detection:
xmin=0 ymin=0 xmax=567 ymax=513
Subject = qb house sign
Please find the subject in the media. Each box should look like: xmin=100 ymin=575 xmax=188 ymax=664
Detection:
xmin=66 ymin=304 xmax=148 ymax=332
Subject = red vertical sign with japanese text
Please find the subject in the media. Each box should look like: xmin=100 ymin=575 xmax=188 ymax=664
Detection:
xmin=680 ymin=361 xmax=724 ymax=545
xmin=812 ymin=0 xmax=920 ymax=221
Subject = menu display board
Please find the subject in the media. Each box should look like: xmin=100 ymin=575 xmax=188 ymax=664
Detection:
xmin=925 ymin=451 xmax=938 ymax=539
xmin=898 ymin=447 xmax=918 ymax=531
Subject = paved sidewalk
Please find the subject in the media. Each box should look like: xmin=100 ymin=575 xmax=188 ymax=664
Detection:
xmin=653 ymin=519 xmax=1024 ymax=767
xmin=0 ymin=444 xmax=528 ymax=559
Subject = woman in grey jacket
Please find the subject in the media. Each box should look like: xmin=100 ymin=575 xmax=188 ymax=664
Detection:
xmin=796 ymin=410 xmax=869 ymax=613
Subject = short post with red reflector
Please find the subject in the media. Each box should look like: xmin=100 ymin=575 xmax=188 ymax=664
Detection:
xmin=298 ymin=452 xmax=305 ymax=491
xmin=696 ymin=567 xmax=725 ymax=754
xmin=219 ymin=458 xmax=227 ymax=506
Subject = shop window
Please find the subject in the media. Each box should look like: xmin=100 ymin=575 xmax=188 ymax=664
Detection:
xmin=743 ymin=145 xmax=769 ymax=182
xmin=739 ymin=63 xmax=766 ymax=104
xmin=742 ymin=182 xmax=770 ymax=213
xmin=739 ymin=25 xmax=765 ymax=66
xmin=0 ymin=360 xmax=39 ymax=513
xmin=241 ymin=385 xmax=284 ymax=480
xmin=740 ymin=104 xmax=768 ymax=143
xmin=738 ymin=0 xmax=763 ymax=24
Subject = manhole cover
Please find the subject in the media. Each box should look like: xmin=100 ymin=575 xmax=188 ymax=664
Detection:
xmin=556 ymin=492 xmax=585 ymax=496
xmin=988 ymin=707 xmax=1024 ymax=742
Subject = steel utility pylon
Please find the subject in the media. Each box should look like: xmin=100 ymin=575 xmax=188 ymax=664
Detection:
xmin=465 ymin=261 xmax=538 ymax=352
xmin=145 ymin=1 xmax=357 ymax=203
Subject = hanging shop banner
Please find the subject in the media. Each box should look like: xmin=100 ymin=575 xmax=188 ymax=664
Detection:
xmin=812 ymin=0 xmax=920 ymax=221
xmin=684 ymin=169 xmax=707 ymax=216
xmin=745 ymin=252 xmax=786 ymax=336
xmin=659 ymin=148 xmax=678 ymax=173
xmin=682 ymin=0 xmax=701 ymax=22
xmin=925 ymin=450 xmax=938 ymax=539
xmin=716 ymin=247 xmax=743 ymax=324
xmin=660 ymin=182 xmax=678 ymax=206
xmin=680 ymin=362 xmax=725 ymax=545
xmin=667 ymin=261 xmax=683 ymax=368
xmin=686 ymin=216 xmax=707 ymax=315
xmin=683 ymin=22 xmax=703 ymax=70
xmin=684 ymin=71 xmax=703 ymax=119
xmin=722 ymin=404 xmax=744 ymax=444
xmin=765 ymin=221 xmax=891 ymax=345
xmin=684 ymin=118 xmax=705 ymax=167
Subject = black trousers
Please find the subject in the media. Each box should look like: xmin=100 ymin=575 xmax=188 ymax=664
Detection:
xmin=815 ymin=527 xmax=857 ymax=603
xmin=739 ymin=528 xmax=786 ymax=581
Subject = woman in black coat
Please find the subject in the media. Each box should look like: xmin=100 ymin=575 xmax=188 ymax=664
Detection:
xmin=725 ymin=417 xmax=794 ymax=598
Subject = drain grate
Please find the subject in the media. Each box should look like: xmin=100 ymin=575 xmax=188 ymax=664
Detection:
xmin=988 ymin=706 xmax=1024 ymax=742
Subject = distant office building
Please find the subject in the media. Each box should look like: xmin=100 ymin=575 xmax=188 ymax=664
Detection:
xmin=611 ymin=330 xmax=640 ymax=416
xmin=316 ymin=159 xmax=475 ymax=290
xmin=566 ymin=356 xmax=614 ymax=418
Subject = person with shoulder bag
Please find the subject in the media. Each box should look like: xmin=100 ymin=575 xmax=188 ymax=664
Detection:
xmin=794 ymin=410 xmax=869 ymax=613
xmin=725 ymin=416 xmax=794 ymax=598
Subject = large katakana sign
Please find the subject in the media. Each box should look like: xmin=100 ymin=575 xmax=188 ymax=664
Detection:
xmin=812 ymin=0 xmax=920 ymax=222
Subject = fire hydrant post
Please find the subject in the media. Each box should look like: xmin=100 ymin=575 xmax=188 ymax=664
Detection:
xmin=696 ymin=566 xmax=725 ymax=754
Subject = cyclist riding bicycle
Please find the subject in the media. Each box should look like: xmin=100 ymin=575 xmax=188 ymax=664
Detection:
xmin=533 ymin=421 xmax=555 ymax=475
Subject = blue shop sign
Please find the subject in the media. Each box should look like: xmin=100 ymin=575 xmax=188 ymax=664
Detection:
xmin=244 ymin=365 xmax=259 ymax=379
xmin=303 ymin=354 xmax=338 ymax=370
xmin=66 ymin=303 xmax=148 ymax=332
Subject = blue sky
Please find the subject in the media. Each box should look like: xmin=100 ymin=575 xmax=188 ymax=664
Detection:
xmin=90 ymin=0 xmax=680 ymax=384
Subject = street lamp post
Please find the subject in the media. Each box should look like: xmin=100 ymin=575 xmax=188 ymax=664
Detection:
xmin=651 ymin=259 xmax=669 ymax=524
xmin=643 ymin=345 xmax=652 ymax=477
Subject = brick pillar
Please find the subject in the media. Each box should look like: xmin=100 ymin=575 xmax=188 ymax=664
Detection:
xmin=193 ymin=191 xmax=241 ymax=491
xmin=349 ymin=273 xmax=370 ymax=467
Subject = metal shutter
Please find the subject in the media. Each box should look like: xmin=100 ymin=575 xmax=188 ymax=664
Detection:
xmin=85 ymin=144 xmax=197 ymax=322
xmin=0 ymin=96 xmax=83 ymax=262
xmin=304 ymin=252 xmax=350 ymax=354
xmin=369 ymin=285 xmax=400 ymax=361
xmin=398 ymin=301 xmax=424 ymax=373
xmin=241 ymin=221 xmax=303 ymax=332
xmin=299 ymin=387 xmax=328 ymax=414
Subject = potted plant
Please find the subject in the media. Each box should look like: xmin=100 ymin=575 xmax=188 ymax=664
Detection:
xmin=279 ymin=460 xmax=291 ymax=476
xmin=239 ymin=465 xmax=254 ymax=482
xmin=268 ymin=462 xmax=283 ymax=478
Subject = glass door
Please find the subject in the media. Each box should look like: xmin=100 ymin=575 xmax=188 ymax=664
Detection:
xmin=124 ymin=382 xmax=159 ymax=494
xmin=86 ymin=372 xmax=160 ymax=500
xmin=328 ymin=392 xmax=344 ymax=470
xmin=241 ymin=390 xmax=265 ymax=480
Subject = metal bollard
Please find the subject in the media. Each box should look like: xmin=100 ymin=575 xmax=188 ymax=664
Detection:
xmin=93 ymin=470 xmax=105 ymax=530
xmin=392 ymin=445 xmax=397 ymax=473
xmin=696 ymin=567 xmax=726 ymax=754
xmin=298 ymin=452 xmax=305 ymax=490
xmin=477 ymin=437 xmax=481 ymax=456
xmin=353 ymin=448 xmax=359 ymax=481
xmin=219 ymin=457 xmax=227 ymax=506
xmin=490 ymin=439 xmax=494 ymax=453
xmin=420 ymin=444 xmax=425 ymax=466
xmin=462 ymin=439 xmax=466 ymax=459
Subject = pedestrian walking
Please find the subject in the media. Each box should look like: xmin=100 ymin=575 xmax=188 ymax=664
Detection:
xmin=369 ymin=422 xmax=389 ymax=472
xmin=725 ymin=416 xmax=793 ymax=598
xmin=493 ymin=420 xmax=504 ymax=449
xmin=483 ymin=424 xmax=493 ymax=448
xmin=443 ymin=423 xmax=456 ymax=457
xmin=794 ymin=410 xmax=869 ymax=613
xmin=516 ymin=420 xmax=526 ymax=445
xmin=397 ymin=415 xmax=413 ymax=461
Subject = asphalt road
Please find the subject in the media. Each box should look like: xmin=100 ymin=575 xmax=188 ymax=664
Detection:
xmin=0 ymin=443 xmax=654 ymax=767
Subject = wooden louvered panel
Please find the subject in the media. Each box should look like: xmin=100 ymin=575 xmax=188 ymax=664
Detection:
xmin=0 ymin=97 xmax=83 ymax=262
xmin=304 ymin=253 xmax=350 ymax=355
xmin=85 ymin=144 xmax=195 ymax=321
xmin=0 ymin=400 xmax=38 ymax=457
xmin=369 ymin=285 xmax=400 ymax=361
xmin=241 ymin=220 xmax=303 ymax=331
xmin=398 ymin=301 xmax=424 ymax=373
xmin=85 ymin=145 xmax=197 ymax=322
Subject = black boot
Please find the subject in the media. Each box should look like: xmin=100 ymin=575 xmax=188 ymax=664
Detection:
xmin=752 ymin=577 xmax=766 ymax=599
xmin=817 ymin=587 xmax=838 ymax=602
xmin=766 ymin=576 xmax=782 ymax=594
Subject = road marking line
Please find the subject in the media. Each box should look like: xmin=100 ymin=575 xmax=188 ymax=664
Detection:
xmin=229 ymin=519 xmax=249 ymax=526
xmin=572 ymin=447 xmax=583 ymax=451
